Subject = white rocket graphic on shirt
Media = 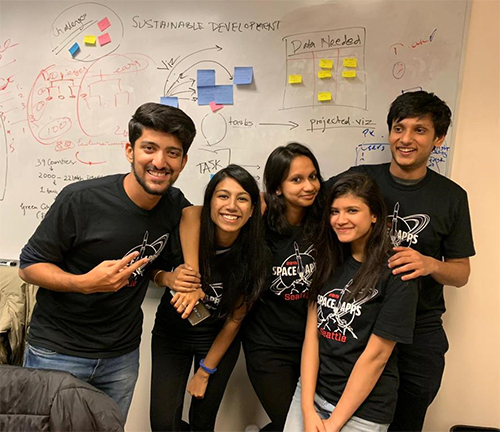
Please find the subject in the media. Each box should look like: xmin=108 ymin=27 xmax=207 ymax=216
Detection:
xmin=388 ymin=202 xmax=430 ymax=247
xmin=270 ymin=242 xmax=315 ymax=296
xmin=317 ymin=279 xmax=377 ymax=341
xmin=123 ymin=231 xmax=169 ymax=283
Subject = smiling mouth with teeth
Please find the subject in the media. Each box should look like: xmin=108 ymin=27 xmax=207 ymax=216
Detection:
xmin=221 ymin=214 xmax=240 ymax=221
xmin=147 ymin=170 xmax=170 ymax=178
xmin=398 ymin=148 xmax=415 ymax=153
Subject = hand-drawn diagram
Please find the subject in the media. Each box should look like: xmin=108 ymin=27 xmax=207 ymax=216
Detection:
xmin=159 ymin=46 xmax=237 ymax=175
xmin=282 ymin=27 xmax=367 ymax=110
xmin=27 ymin=52 xmax=153 ymax=161
xmin=50 ymin=3 xmax=124 ymax=62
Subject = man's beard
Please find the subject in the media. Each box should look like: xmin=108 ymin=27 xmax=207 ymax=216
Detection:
xmin=132 ymin=164 xmax=174 ymax=196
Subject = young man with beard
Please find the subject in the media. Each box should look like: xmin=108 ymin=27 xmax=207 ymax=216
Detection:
xmin=19 ymin=102 xmax=196 ymax=420
xmin=326 ymin=91 xmax=475 ymax=431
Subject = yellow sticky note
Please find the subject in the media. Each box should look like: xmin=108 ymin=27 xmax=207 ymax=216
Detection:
xmin=84 ymin=35 xmax=97 ymax=46
xmin=342 ymin=70 xmax=357 ymax=78
xmin=343 ymin=58 xmax=358 ymax=68
xmin=317 ymin=92 xmax=332 ymax=102
xmin=319 ymin=59 xmax=333 ymax=69
xmin=318 ymin=70 xmax=332 ymax=79
xmin=288 ymin=74 xmax=303 ymax=84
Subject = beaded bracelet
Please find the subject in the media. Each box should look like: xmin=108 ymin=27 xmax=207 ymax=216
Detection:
xmin=199 ymin=358 xmax=217 ymax=375
xmin=153 ymin=270 xmax=165 ymax=288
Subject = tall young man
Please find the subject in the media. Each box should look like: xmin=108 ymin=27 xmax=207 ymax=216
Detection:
xmin=327 ymin=91 xmax=475 ymax=431
xmin=19 ymin=102 xmax=196 ymax=420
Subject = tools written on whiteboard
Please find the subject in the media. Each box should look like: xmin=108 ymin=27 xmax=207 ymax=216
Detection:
xmin=0 ymin=260 xmax=17 ymax=267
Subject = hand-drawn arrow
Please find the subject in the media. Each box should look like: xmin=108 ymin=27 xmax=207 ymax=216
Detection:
xmin=169 ymin=78 xmax=196 ymax=94
xmin=75 ymin=151 xmax=106 ymax=166
xmin=179 ymin=60 xmax=233 ymax=80
xmin=170 ymin=88 xmax=196 ymax=97
xmin=200 ymin=147 xmax=232 ymax=164
xmin=166 ymin=59 xmax=233 ymax=96
xmin=163 ymin=45 xmax=223 ymax=94
xmin=258 ymin=121 xmax=299 ymax=131
xmin=239 ymin=164 xmax=261 ymax=170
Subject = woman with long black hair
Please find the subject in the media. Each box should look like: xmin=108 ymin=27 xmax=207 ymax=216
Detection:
xmin=243 ymin=143 xmax=325 ymax=432
xmin=284 ymin=173 xmax=418 ymax=432
xmin=150 ymin=164 xmax=267 ymax=432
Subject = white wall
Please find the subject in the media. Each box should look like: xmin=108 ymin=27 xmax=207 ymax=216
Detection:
xmin=424 ymin=1 xmax=500 ymax=430
xmin=126 ymin=1 xmax=500 ymax=430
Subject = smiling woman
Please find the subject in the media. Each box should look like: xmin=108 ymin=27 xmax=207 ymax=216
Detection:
xmin=282 ymin=173 xmax=419 ymax=432
xmin=242 ymin=142 xmax=325 ymax=432
xmin=150 ymin=164 xmax=267 ymax=432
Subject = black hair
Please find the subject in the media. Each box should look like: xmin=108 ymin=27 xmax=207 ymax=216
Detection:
xmin=199 ymin=164 xmax=267 ymax=318
xmin=128 ymin=102 xmax=196 ymax=154
xmin=387 ymin=91 xmax=452 ymax=138
xmin=263 ymin=142 xmax=324 ymax=240
xmin=309 ymin=173 xmax=390 ymax=303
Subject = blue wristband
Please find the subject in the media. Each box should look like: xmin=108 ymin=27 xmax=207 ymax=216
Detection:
xmin=199 ymin=358 xmax=217 ymax=375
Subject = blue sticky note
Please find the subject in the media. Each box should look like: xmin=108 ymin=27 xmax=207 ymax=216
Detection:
xmin=214 ymin=85 xmax=233 ymax=105
xmin=197 ymin=86 xmax=216 ymax=105
xmin=69 ymin=42 xmax=80 ymax=57
xmin=160 ymin=96 xmax=179 ymax=108
xmin=234 ymin=67 xmax=253 ymax=85
xmin=197 ymin=70 xmax=216 ymax=87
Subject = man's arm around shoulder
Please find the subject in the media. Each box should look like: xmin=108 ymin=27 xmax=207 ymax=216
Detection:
xmin=388 ymin=248 xmax=470 ymax=287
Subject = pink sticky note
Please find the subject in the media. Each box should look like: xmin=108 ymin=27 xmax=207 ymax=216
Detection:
xmin=98 ymin=33 xmax=111 ymax=46
xmin=98 ymin=17 xmax=111 ymax=32
xmin=209 ymin=101 xmax=224 ymax=112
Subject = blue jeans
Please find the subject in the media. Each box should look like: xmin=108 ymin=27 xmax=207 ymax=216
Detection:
xmin=24 ymin=343 xmax=139 ymax=421
xmin=284 ymin=381 xmax=389 ymax=432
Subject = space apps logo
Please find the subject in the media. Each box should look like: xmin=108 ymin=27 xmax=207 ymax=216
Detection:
xmin=388 ymin=202 xmax=430 ymax=247
xmin=124 ymin=231 xmax=169 ymax=286
xmin=270 ymin=242 xmax=315 ymax=301
xmin=204 ymin=282 xmax=223 ymax=311
xmin=317 ymin=280 xmax=377 ymax=343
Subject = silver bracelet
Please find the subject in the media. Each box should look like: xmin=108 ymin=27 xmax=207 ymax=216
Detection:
xmin=153 ymin=270 xmax=165 ymax=288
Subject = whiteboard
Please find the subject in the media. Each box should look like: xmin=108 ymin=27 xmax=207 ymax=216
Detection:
xmin=0 ymin=0 xmax=470 ymax=260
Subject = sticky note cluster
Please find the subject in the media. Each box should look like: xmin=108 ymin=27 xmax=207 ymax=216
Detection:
xmin=342 ymin=57 xmax=357 ymax=79
xmin=196 ymin=69 xmax=234 ymax=106
xmin=69 ymin=16 xmax=112 ymax=57
xmin=318 ymin=58 xmax=333 ymax=81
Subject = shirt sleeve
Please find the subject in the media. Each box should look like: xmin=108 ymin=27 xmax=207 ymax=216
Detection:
xmin=372 ymin=275 xmax=418 ymax=344
xmin=443 ymin=189 xmax=475 ymax=259
xmin=19 ymin=188 xmax=79 ymax=269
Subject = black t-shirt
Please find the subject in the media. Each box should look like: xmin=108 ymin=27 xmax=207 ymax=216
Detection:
xmin=325 ymin=164 xmax=475 ymax=333
xmin=20 ymin=174 xmax=189 ymax=358
xmin=316 ymin=256 xmax=418 ymax=424
xmin=243 ymin=223 xmax=315 ymax=351
xmin=153 ymin=248 xmax=231 ymax=346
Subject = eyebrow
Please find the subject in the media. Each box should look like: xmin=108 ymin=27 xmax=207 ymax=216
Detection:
xmin=215 ymin=189 xmax=250 ymax=196
xmin=140 ymin=141 xmax=183 ymax=152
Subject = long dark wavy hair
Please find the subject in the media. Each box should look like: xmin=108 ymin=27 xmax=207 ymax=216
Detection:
xmin=263 ymin=142 xmax=324 ymax=240
xmin=199 ymin=164 xmax=267 ymax=318
xmin=309 ymin=173 xmax=390 ymax=303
